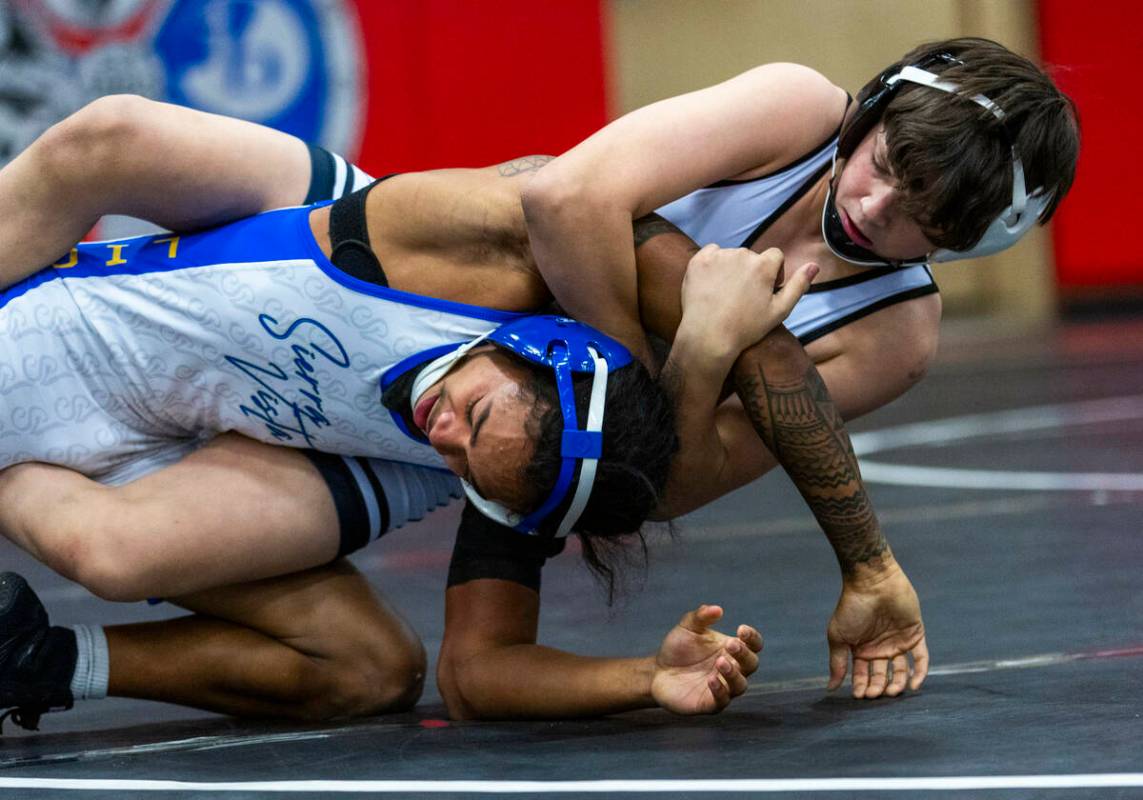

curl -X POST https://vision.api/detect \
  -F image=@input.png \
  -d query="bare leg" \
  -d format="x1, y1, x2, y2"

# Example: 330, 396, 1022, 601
0, 434, 341, 601
106, 560, 426, 719
0, 95, 310, 289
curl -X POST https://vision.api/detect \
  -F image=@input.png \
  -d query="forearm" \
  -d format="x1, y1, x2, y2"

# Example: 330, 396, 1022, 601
657, 326, 737, 513
731, 331, 890, 578
521, 180, 652, 364
442, 645, 654, 720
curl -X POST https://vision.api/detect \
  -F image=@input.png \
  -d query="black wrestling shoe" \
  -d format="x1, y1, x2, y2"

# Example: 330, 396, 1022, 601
0, 573, 76, 733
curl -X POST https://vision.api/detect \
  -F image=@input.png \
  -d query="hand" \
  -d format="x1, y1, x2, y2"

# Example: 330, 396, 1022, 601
678, 244, 818, 362
651, 604, 763, 715
826, 562, 930, 699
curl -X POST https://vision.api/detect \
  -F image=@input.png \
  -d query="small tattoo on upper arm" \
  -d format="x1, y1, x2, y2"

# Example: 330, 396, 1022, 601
497, 156, 554, 177
633, 213, 687, 247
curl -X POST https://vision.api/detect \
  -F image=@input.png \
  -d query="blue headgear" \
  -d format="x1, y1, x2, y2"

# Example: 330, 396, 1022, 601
402, 315, 633, 537
823, 53, 1052, 267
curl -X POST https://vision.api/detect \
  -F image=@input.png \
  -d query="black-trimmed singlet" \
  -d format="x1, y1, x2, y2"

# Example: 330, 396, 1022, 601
655, 135, 939, 345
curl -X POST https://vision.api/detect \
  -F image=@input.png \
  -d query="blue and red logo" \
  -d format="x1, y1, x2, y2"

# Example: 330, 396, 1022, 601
0, 0, 363, 164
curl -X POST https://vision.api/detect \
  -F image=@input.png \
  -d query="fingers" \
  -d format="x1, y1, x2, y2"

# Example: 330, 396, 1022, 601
706, 666, 731, 711
716, 654, 749, 698
851, 657, 870, 699
827, 639, 849, 691
832, 636, 930, 699
679, 603, 723, 634
910, 637, 930, 691
726, 630, 761, 677
774, 262, 819, 317
885, 654, 910, 697
863, 658, 891, 699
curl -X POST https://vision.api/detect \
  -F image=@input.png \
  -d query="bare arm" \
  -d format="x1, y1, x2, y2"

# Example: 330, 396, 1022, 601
0, 94, 311, 288
522, 63, 846, 364
437, 578, 762, 720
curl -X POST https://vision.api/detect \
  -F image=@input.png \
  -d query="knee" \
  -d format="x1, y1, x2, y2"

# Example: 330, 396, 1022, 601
295, 635, 427, 721
46, 493, 165, 603
37, 95, 153, 185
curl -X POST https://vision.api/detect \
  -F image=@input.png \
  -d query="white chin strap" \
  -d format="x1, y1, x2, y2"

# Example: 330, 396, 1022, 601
461, 346, 609, 537
410, 331, 493, 410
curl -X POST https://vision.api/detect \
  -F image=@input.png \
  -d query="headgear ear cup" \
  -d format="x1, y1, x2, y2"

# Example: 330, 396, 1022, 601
826, 52, 1047, 265
836, 64, 905, 158
392, 315, 633, 537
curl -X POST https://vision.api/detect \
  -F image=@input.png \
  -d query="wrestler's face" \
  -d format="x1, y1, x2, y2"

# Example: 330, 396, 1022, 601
414, 347, 538, 511
833, 125, 936, 261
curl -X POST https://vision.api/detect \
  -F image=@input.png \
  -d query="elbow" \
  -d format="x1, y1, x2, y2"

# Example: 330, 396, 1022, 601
436, 652, 483, 721
519, 165, 580, 227
734, 325, 808, 382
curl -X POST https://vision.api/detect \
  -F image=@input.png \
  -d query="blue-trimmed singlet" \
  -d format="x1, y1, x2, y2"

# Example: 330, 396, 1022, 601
0, 206, 521, 485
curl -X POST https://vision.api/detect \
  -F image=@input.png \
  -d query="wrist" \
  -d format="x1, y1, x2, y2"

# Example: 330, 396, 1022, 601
634, 655, 658, 707
842, 548, 902, 590
671, 322, 737, 380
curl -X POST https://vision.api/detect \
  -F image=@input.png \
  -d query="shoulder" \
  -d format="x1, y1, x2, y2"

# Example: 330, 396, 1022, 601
714, 64, 848, 178
808, 293, 941, 419
727, 64, 846, 120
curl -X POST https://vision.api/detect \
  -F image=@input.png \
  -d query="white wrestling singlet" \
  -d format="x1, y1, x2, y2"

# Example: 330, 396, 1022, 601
0, 205, 523, 484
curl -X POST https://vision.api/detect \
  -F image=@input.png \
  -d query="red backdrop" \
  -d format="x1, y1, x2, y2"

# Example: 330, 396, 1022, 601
1039, 0, 1143, 291
351, 0, 610, 173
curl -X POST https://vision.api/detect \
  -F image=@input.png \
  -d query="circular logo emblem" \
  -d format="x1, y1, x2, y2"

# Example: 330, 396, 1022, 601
0, 0, 363, 165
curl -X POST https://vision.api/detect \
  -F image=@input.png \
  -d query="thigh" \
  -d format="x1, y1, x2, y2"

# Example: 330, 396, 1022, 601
0, 433, 342, 599
109, 433, 342, 594
172, 557, 427, 704
173, 558, 421, 660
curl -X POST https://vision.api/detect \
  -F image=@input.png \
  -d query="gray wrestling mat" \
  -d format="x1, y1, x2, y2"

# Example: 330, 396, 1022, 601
2, 318, 1142, 799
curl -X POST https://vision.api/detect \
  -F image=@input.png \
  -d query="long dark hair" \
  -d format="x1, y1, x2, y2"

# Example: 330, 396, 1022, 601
518, 357, 678, 600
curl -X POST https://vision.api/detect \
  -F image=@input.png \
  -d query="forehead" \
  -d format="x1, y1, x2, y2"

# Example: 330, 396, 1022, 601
459, 350, 546, 510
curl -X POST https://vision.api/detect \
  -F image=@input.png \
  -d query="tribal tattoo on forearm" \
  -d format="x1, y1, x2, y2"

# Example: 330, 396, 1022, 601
734, 353, 888, 575
497, 156, 554, 177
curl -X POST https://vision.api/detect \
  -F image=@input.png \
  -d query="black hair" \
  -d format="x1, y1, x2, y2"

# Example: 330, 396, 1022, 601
516, 357, 678, 600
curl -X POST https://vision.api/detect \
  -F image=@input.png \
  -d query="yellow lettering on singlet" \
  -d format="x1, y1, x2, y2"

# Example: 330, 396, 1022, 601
53, 248, 78, 269
104, 244, 128, 267
155, 236, 180, 259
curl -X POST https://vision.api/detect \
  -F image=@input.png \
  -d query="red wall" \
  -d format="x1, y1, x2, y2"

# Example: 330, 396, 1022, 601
1039, 0, 1143, 291
352, 0, 609, 173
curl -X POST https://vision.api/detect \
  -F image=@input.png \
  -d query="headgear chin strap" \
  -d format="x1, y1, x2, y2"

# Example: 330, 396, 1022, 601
440, 315, 632, 538
823, 57, 1052, 267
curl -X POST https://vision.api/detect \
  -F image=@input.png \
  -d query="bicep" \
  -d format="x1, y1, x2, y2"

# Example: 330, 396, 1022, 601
534, 63, 846, 214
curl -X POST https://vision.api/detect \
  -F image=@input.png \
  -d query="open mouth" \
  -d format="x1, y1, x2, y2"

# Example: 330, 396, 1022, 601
840, 210, 874, 249
413, 392, 439, 434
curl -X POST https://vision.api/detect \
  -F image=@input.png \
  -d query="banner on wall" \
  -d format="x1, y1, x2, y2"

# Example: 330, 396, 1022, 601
1040, 0, 1143, 295
0, 0, 363, 164
0, 0, 608, 180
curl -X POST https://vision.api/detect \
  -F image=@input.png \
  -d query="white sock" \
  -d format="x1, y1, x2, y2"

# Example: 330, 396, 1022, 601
69, 624, 109, 701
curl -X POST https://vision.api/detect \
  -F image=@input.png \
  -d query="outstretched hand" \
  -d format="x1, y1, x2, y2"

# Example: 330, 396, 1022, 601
651, 604, 763, 715
826, 564, 929, 699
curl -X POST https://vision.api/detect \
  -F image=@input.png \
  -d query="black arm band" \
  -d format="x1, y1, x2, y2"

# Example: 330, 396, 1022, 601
447, 502, 565, 592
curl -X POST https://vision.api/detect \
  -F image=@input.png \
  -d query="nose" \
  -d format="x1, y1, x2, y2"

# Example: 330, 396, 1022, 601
861, 180, 899, 226
427, 406, 469, 475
